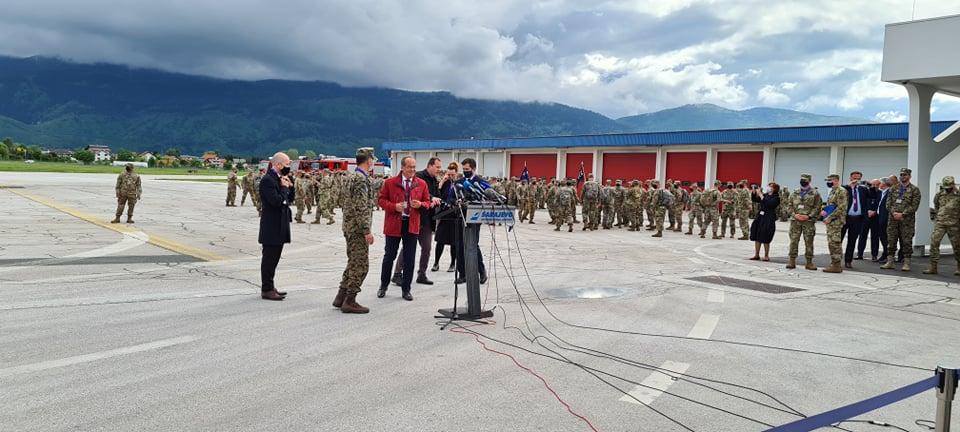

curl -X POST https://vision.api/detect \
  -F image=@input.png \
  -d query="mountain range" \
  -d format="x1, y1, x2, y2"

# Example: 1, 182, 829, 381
0, 56, 870, 157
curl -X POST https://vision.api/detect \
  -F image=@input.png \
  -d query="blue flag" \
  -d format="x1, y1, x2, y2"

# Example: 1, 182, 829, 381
520, 162, 530, 181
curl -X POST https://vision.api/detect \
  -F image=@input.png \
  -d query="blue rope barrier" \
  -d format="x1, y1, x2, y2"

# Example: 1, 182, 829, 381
764, 374, 939, 432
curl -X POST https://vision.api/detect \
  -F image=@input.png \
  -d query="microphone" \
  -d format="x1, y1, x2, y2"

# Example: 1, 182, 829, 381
483, 188, 506, 204
462, 178, 485, 200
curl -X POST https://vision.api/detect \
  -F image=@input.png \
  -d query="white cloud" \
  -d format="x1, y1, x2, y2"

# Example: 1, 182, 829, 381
757, 82, 796, 105
874, 110, 907, 122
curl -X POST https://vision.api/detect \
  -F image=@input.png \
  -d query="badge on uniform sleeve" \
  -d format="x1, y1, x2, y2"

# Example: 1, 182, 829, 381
798, 205, 805, 209
896, 199, 903, 204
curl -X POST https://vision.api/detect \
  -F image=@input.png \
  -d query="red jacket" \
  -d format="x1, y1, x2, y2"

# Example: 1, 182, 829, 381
378, 174, 432, 237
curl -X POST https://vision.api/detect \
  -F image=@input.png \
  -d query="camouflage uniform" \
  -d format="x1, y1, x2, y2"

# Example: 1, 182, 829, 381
882, 168, 922, 271
671, 183, 687, 232
736, 183, 752, 239
525, 181, 538, 223
720, 186, 737, 238
698, 183, 721, 238
516, 181, 530, 221
624, 181, 641, 231
112, 164, 142, 223
554, 182, 575, 232
924, 176, 960, 275
581, 178, 601, 230
778, 187, 791, 222
644, 182, 656, 228
613, 183, 626, 227
252, 172, 263, 215
546, 181, 558, 224
686, 187, 703, 235
314, 172, 336, 224
822, 179, 849, 272
226, 171, 238, 206
339, 151, 375, 298
786, 177, 823, 270
294, 174, 309, 223
241, 172, 254, 206
665, 181, 676, 229
651, 182, 669, 237
536, 180, 547, 209
569, 184, 580, 224
600, 182, 615, 229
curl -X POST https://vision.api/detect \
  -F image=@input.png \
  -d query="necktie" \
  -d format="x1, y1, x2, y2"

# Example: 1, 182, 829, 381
404, 179, 411, 216
852, 188, 858, 212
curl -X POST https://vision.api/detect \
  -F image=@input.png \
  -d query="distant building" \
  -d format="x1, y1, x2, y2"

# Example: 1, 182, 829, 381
206, 157, 225, 169
47, 148, 75, 158
86, 145, 112, 162
158, 155, 179, 167
179, 155, 198, 163
139, 152, 156, 161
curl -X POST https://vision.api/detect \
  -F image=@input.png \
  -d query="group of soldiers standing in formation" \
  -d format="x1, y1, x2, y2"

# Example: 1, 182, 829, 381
226, 167, 388, 223
489, 174, 761, 238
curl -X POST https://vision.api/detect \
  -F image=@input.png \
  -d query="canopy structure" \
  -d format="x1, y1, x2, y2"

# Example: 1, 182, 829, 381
882, 14, 960, 251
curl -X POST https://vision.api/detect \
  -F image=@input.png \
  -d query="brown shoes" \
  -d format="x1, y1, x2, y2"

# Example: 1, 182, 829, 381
341, 294, 369, 314
332, 288, 346, 308
786, 257, 796, 269
261, 290, 285, 301
822, 262, 842, 273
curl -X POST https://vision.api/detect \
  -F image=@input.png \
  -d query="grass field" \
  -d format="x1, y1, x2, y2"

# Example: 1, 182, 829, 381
0, 160, 227, 176
156, 177, 228, 183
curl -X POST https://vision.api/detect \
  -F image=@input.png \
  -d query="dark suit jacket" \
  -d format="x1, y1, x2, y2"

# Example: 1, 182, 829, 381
258, 169, 293, 246
416, 169, 441, 230
841, 184, 872, 217
876, 188, 890, 226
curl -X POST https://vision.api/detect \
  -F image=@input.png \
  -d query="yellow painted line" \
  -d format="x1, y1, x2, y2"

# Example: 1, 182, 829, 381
4, 189, 225, 262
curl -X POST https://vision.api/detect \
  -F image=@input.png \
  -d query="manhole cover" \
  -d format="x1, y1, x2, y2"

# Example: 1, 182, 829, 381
686, 275, 804, 294
546, 287, 627, 299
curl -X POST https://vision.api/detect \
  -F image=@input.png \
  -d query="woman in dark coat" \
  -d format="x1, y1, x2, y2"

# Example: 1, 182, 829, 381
749, 182, 781, 261
432, 162, 460, 272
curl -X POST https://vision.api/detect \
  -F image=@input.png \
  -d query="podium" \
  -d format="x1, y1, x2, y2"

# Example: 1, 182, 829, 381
436, 203, 515, 320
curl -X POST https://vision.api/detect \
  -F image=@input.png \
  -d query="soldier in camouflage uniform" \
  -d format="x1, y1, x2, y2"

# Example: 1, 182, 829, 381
226, 168, 238, 206
581, 174, 601, 230
536, 178, 547, 210
665, 179, 676, 230
294, 171, 309, 223
671, 181, 688, 232
785, 174, 822, 270
111, 163, 142, 224
313, 170, 336, 224
821, 174, 849, 273
650, 180, 670, 237
924, 176, 960, 275
624, 180, 641, 231
686, 183, 703, 235
643, 180, 656, 229
303, 172, 314, 215
546, 179, 558, 224
252, 170, 264, 216
505, 177, 518, 206
241, 171, 254, 206
699, 181, 722, 239
778, 187, 791, 222
570, 180, 580, 224
334, 148, 376, 314
736, 180, 752, 240
600, 179, 615, 229
525, 179, 538, 224
554, 180, 575, 232
612, 180, 626, 227
881, 168, 922, 272
720, 182, 737, 238
516, 179, 530, 222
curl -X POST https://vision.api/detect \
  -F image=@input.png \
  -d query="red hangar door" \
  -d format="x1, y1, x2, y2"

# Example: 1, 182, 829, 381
715, 151, 763, 185
509, 154, 557, 179
601, 153, 656, 182
665, 151, 706, 186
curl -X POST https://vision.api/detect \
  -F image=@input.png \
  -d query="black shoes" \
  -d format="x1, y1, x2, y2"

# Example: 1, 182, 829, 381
446, 264, 455, 273
377, 286, 387, 298
431, 263, 440, 272
391, 272, 402, 286
454, 277, 466, 284
402, 292, 413, 301
416, 274, 434, 285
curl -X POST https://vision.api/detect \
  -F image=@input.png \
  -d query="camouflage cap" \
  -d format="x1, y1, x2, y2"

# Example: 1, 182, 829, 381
713, 179, 722, 185
125, 162, 134, 168
615, 179, 622, 184
356, 147, 376, 161
651, 180, 660, 186
899, 167, 912, 176
800, 173, 812, 181
943, 176, 955, 187
631, 180, 640, 186
826, 173, 840, 180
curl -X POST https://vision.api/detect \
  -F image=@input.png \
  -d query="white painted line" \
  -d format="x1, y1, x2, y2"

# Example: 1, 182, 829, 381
0, 336, 197, 379
64, 231, 148, 258
619, 361, 691, 405
686, 314, 720, 339
687, 257, 705, 265
707, 289, 725, 303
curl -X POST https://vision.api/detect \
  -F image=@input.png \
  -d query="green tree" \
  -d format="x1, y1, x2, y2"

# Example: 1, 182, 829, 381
224, 161, 233, 171
165, 148, 180, 157
0, 142, 8, 159
75, 150, 95, 165
147, 157, 157, 168
285, 148, 300, 160
26, 145, 42, 160
303, 150, 317, 160
116, 148, 135, 161
190, 159, 203, 168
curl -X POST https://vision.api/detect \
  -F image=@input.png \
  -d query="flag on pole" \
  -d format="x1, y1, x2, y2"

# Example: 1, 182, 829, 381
577, 161, 585, 185
520, 162, 530, 181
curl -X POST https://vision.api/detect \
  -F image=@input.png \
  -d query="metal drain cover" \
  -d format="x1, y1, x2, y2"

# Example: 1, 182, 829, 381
546, 287, 627, 299
686, 275, 804, 294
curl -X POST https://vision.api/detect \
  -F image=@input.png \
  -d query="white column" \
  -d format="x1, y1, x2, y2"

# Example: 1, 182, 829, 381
761, 145, 774, 185
556, 150, 566, 180
828, 143, 842, 175
655, 147, 667, 183
502, 151, 510, 178
704, 147, 716, 186
476, 150, 484, 174
905, 83, 940, 252
592, 149, 600, 179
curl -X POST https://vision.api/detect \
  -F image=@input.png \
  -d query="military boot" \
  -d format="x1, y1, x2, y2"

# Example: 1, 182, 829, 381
880, 256, 895, 270
667, 223, 675, 230
340, 294, 369, 314
685, 229, 693, 235
110, 217, 121, 224
720, 228, 726, 238
804, 259, 817, 271
554, 226, 560, 231
652, 231, 663, 238
901, 258, 911, 272
922, 262, 938, 275
332, 288, 347, 308
568, 224, 573, 232
126, 217, 134, 224
822, 261, 842, 273
712, 234, 722, 239
786, 257, 796, 269
738, 235, 749, 240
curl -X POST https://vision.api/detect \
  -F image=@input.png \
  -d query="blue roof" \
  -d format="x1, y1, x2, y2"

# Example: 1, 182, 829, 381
382, 121, 957, 151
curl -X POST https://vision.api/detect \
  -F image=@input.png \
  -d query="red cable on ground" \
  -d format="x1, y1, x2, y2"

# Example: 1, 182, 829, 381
450, 323, 600, 432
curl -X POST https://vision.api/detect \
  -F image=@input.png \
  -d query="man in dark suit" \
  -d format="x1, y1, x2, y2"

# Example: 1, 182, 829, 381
390, 157, 443, 286
454, 158, 488, 285
841, 171, 872, 268
874, 176, 896, 262
258, 151, 294, 301
864, 178, 884, 261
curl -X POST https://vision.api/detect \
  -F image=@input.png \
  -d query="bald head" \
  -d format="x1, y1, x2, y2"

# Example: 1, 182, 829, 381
271, 152, 291, 172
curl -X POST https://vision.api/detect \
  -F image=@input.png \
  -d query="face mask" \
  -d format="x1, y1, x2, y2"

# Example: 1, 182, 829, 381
826, 181, 834, 188
726, 184, 734, 189
280, 166, 290, 176
900, 176, 909, 183
799, 180, 809, 187
463, 170, 474, 178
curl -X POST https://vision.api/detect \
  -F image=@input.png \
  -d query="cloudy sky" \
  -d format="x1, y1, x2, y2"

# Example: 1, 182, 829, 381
1, 0, 959, 121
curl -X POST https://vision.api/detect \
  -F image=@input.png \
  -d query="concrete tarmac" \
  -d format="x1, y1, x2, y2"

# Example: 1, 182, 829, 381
1, 172, 958, 431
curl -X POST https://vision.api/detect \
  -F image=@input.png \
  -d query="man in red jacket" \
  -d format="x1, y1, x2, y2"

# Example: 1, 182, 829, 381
378, 156, 433, 300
